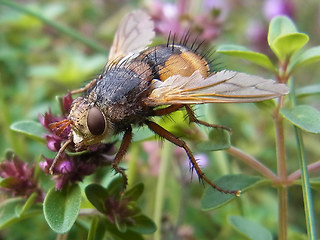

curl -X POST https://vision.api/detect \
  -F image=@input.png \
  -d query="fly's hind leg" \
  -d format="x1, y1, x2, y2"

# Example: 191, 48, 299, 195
112, 126, 133, 189
153, 104, 231, 132
184, 105, 231, 132
145, 120, 240, 196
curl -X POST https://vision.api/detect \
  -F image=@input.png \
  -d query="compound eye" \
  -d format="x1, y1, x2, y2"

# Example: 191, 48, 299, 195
87, 107, 106, 135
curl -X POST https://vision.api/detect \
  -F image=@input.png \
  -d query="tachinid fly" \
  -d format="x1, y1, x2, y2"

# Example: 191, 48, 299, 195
49, 10, 289, 196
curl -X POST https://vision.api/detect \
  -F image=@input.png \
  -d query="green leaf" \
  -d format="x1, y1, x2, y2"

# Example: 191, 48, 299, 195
229, 216, 273, 240
198, 128, 231, 151
93, 218, 108, 240
295, 84, 320, 98
128, 215, 157, 234
124, 183, 144, 201
271, 33, 309, 61
309, 177, 320, 190
103, 219, 144, 240
115, 217, 127, 233
0, 177, 20, 188
268, 16, 309, 60
281, 105, 320, 133
289, 46, 320, 72
0, 197, 42, 229
85, 184, 109, 213
107, 177, 125, 197
43, 184, 81, 233
0, 198, 25, 229
10, 120, 46, 143
268, 16, 298, 46
201, 175, 264, 210
217, 44, 275, 71
18, 192, 38, 216
87, 216, 99, 240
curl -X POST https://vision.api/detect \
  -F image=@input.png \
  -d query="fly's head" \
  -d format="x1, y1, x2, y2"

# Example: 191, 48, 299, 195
68, 97, 112, 151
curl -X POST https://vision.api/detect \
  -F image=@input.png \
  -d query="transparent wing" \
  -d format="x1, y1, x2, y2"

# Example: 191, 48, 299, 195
107, 10, 155, 65
145, 70, 289, 106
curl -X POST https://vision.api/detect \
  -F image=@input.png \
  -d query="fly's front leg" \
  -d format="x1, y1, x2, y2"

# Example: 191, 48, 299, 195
184, 105, 231, 132
145, 120, 240, 196
70, 76, 100, 95
112, 126, 132, 189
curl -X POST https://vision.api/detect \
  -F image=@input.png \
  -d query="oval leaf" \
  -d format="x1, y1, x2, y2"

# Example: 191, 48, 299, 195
198, 128, 231, 151
18, 192, 38, 216
268, 16, 298, 47
103, 220, 144, 240
217, 44, 275, 71
128, 214, 157, 234
289, 46, 320, 72
85, 184, 109, 213
10, 120, 46, 143
201, 175, 264, 210
124, 183, 144, 201
0, 197, 42, 229
44, 184, 81, 233
295, 84, 320, 98
0, 198, 26, 229
281, 105, 320, 133
309, 177, 320, 190
271, 33, 309, 60
229, 216, 273, 240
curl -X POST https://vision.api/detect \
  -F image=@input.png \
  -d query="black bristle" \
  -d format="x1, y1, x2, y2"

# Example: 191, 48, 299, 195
166, 31, 171, 47
171, 33, 176, 52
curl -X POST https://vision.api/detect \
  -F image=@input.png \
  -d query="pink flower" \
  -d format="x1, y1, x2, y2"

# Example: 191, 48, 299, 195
263, 0, 295, 20
147, 0, 229, 42
39, 93, 116, 190
0, 153, 44, 201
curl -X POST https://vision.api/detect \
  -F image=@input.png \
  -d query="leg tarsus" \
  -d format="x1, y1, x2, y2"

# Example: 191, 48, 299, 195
112, 126, 132, 189
146, 120, 239, 196
184, 105, 232, 132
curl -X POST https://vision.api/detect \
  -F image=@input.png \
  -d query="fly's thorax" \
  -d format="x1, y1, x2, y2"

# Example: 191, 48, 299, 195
68, 97, 113, 150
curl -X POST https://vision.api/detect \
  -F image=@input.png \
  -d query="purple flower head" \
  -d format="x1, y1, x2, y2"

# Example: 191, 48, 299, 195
39, 93, 116, 190
263, 0, 295, 20
104, 197, 136, 225
148, 0, 229, 43
246, 20, 269, 53
38, 93, 73, 152
0, 153, 44, 201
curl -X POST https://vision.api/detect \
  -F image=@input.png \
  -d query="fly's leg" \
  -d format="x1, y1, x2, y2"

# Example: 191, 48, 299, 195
153, 104, 231, 132
145, 120, 240, 196
153, 104, 184, 116
112, 126, 132, 188
184, 105, 231, 132
70, 76, 100, 95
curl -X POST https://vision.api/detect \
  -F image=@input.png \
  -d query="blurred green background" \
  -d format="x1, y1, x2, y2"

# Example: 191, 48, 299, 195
0, 0, 319, 239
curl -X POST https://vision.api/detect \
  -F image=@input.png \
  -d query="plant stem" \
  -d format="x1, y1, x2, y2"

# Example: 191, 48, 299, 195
274, 95, 288, 240
290, 78, 318, 239
294, 127, 318, 239
288, 160, 320, 182
87, 216, 99, 240
0, 0, 106, 53
278, 186, 288, 240
153, 141, 173, 240
226, 146, 278, 181
127, 143, 140, 188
